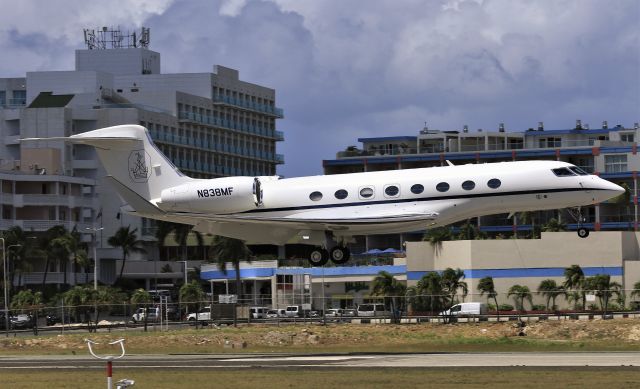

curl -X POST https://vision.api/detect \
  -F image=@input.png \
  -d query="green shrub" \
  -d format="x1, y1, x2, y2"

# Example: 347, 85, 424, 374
531, 304, 546, 311
498, 304, 514, 311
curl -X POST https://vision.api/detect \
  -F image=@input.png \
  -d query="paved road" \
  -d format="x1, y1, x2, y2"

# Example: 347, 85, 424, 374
1, 352, 639, 369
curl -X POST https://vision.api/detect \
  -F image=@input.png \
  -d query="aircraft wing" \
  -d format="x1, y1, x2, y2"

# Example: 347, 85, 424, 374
140, 210, 439, 245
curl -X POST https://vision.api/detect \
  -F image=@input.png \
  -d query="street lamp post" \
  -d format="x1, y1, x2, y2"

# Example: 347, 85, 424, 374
85, 227, 104, 291
86, 227, 103, 328
179, 260, 188, 285
1, 237, 8, 337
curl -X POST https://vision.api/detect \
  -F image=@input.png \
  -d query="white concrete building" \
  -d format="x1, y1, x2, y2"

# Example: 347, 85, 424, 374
0, 32, 283, 287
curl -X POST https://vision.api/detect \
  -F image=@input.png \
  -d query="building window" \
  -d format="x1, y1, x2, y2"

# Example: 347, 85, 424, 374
334, 189, 348, 200
359, 187, 374, 199
309, 191, 323, 201
604, 154, 627, 173
487, 178, 501, 189
384, 185, 400, 197
621, 133, 635, 143
462, 180, 475, 190
436, 182, 450, 192
539, 137, 561, 148
410, 184, 424, 194
0, 91, 5, 106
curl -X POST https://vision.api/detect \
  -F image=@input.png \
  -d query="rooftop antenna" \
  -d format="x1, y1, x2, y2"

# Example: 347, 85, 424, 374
83, 26, 150, 49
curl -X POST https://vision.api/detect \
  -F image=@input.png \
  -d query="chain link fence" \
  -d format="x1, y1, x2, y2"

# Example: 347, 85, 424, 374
2, 288, 640, 335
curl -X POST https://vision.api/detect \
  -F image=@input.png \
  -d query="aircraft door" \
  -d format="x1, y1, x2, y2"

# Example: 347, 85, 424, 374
253, 177, 263, 206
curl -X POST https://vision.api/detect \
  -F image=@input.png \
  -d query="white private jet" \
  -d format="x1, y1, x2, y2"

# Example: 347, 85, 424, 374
23, 124, 624, 266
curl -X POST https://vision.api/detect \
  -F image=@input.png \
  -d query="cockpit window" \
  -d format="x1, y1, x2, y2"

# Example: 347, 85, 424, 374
552, 168, 576, 177
568, 167, 589, 176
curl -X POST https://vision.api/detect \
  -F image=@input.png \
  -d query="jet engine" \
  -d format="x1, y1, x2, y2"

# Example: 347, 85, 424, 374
159, 176, 258, 213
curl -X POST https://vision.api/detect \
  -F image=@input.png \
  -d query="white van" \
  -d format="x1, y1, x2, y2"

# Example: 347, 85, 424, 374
249, 306, 268, 319
440, 302, 488, 317
285, 305, 302, 317
356, 303, 389, 317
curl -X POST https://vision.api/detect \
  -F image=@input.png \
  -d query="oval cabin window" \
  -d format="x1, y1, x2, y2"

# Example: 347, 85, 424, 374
410, 184, 424, 194
360, 187, 374, 198
487, 178, 501, 189
436, 182, 450, 192
334, 189, 348, 200
462, 180, 475, 190
309, 191, 323, 201
385, 185, 400, 197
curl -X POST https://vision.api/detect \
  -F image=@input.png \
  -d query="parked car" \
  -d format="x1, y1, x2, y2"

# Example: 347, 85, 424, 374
343, 309, 356, 317
326, 308, 345, 320
131, 307, 159, 323
266, 309, 286, 319
45, 313, 73, 326
10, 314, 34, 329
186, 306, 212, 324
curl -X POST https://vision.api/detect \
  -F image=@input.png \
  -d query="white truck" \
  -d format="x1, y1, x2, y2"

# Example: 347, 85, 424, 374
186, 306, 212, 323
440, 302, 488, 317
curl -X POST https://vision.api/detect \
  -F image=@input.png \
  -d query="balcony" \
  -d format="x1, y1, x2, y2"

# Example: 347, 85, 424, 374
178, 111, 280, 139
212, 94, 284, 118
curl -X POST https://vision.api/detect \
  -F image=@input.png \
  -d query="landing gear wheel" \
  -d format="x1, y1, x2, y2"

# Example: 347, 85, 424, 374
309, 247, 329, 266
330, 246, 351, 264
577, 227, 590, 238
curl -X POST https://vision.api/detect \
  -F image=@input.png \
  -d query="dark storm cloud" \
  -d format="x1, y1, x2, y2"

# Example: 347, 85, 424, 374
0, 0, 638, 177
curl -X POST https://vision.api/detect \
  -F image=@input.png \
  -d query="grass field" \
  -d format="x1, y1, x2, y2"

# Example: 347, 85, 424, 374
1, 320, 640, 355
3, 367, 640, 388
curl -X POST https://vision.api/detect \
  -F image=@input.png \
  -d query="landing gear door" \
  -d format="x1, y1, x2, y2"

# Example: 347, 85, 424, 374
253, 177, 263, 207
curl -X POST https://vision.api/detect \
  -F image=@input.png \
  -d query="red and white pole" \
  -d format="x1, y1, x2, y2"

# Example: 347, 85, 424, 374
107, 360, 113, 389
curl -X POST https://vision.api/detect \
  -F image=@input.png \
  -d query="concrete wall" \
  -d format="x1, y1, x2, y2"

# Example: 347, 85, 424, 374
407, 232, 640, 308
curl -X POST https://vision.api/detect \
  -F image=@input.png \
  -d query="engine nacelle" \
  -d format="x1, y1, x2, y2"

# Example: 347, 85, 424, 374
159, 177, 257, 213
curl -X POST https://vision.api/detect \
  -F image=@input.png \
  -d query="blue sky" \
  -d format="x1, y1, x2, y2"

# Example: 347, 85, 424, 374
0, 0, 638, 177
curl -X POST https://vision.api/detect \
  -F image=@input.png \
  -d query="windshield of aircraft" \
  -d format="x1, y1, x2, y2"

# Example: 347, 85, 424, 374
552, 167, 577, 177
568, 166, 589, 175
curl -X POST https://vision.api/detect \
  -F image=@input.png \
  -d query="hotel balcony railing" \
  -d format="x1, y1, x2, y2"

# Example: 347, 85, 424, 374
1, 98, 26, 108
212, 94, 284, 118
149, 128, 281, 163
178, 111, 282, 140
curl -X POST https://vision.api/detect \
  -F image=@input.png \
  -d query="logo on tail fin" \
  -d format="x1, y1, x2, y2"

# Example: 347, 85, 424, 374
128, 150, 151, 183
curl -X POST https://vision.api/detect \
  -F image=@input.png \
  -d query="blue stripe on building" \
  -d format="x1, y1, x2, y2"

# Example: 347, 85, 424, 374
201, 265, 407, 281
407, 266, 622, 280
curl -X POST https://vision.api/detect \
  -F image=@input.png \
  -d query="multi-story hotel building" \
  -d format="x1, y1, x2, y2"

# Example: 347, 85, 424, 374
0, 28, 283, 288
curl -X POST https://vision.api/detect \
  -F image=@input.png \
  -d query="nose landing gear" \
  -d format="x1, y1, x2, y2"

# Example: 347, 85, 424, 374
568, 207, 590, 238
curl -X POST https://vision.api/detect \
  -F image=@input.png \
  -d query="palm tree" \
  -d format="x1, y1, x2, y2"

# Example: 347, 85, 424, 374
422, 227, 451, 253
371, 271, 406, 323
412, 271, 448, 315
180, 281, 205, 328
537, 279, 566, 311
563, 265, 585, 310
441, 267, 468, 306
155, 221, 204, 263
630, 281, 640, 301
45, 226, 73, 289
477, 276, 499, 314
585, 274, 622, 316
508, 284, 532, 312
68, 227, 89, 286
3, 226, 34, 293
208, 236, 251, 301
130, 288, 153, 332
542, 218, 567, 232
108, 226, 147, 281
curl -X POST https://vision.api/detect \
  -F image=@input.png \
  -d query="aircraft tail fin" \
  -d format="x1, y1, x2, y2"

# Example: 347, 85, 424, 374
22, 124, 192, 204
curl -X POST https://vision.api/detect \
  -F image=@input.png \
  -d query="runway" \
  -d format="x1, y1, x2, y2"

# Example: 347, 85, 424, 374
1, 352, 639, 369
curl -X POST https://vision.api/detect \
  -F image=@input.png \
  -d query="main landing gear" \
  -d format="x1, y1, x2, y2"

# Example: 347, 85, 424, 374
308, 246, 351, 267
568, 207, 590, 238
